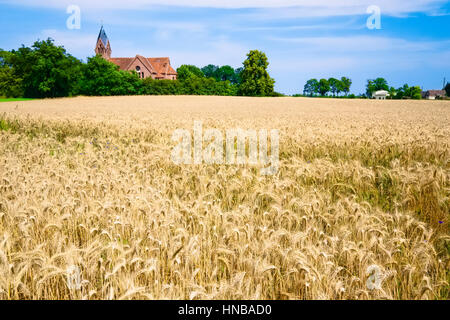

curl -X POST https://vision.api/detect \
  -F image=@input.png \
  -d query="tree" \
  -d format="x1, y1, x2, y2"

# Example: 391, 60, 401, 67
233, 67, 243, 85
201, 65, 242, 84
328, 78, 339, 97
395, 84, 408, 99
409, 86, 422, 100
303, 79, 319, 96
388, 87, 397, 99
238, 50, 275, 97
340, 77, 352, 96
215, 66, 235, 82
445, 83, 450, 97
393, 84, 421, 100
366, 77, 388, 97
7, 39, 83, 98
318, 78, 330, 96
80, 55, 141, 96
201, 64, 219, 79
0, 49, 23, 97
176, 65, 204, 81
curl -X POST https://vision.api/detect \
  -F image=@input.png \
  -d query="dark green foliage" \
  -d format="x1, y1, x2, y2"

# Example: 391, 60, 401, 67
366, 78, 389, 97
390, 84, 422, 100
340, 77, 352, 96
80, 55, 142, 96
444, 83, 449, 97
142, 78, 180, 95
238, 50, 275, 97
201, 64, 219, 78
328, 78, 338, 97
318, 79, 330, 96
23, 40, 81, 98
303, 76, 352, 97
303, 79, 319, 96
142, 76, 237, 96
201, 65, 243, 85
1, 39, 82, 98
176, 65, 204, 81
233, 67, 243, 85
1, 40, 276, 98
215, 66, 238, 83
0, 50, 24, 98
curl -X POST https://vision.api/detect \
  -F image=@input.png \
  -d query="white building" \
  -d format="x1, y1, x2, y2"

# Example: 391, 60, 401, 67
372, 90, 390, 100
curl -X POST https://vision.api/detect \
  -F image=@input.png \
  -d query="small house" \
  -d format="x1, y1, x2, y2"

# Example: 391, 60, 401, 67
372, 90, 389, 100
424, 90, 446, 100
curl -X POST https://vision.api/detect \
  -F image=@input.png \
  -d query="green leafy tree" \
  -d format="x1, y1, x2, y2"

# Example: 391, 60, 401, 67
340, 77, 352, 96
303, 79, 319, 96
0, 49, 23, 97
176, 65, 204, 81
201, 65, 219, 79
233, 67, 243, 85
366, 78, 389, 97
388, 87, 397, 99
444, 83, 450, 97
393, 84, 421, 100
201, 65, 242, 85
318, 78, 330, 96
395, 84, 407, 99
328, 78, 339, 97
238, 50, 275, 97
7, 39, 83, 98
336, 81, 344, 96
215, 66, 235, 82
80, 55, 141, 96
409, 86, 422, 100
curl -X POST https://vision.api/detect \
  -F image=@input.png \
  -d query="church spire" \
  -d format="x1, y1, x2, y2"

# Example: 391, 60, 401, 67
95, 25, 112, 59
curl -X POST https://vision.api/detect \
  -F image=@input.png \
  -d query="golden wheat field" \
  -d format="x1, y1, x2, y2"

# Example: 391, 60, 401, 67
0, 96, 448, 300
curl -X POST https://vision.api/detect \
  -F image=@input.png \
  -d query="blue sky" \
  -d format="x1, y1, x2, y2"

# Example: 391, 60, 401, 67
0, 0, 449, 95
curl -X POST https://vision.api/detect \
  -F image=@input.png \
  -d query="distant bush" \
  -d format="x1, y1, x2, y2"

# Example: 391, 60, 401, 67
142, 76, 238, 96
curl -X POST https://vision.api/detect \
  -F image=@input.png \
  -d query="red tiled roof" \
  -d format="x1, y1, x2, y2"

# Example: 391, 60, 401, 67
426, 90, 445, 96
109, 56, 177, 77
148, 57, 177, 76
136, 55, 157, 75
108, 58, 133, 70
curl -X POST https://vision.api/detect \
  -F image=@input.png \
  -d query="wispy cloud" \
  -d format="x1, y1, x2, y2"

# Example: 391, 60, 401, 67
268, 36, 450, 53
39, 29, 97, 58
1, 0, 448, 16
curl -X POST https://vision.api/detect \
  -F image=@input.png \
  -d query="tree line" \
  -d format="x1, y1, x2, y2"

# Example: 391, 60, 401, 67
0, 39, 278, 99
2, 38, 447, 100
301, 76, 448, 100
366, 77, 422, 99
303, 77, 353, 97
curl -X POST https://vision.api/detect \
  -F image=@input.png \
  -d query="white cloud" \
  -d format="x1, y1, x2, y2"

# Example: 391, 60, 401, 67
139, 38, 250, 68
39, 29, 97, 58
1, 0, 447, 16
269, 36, 450, 53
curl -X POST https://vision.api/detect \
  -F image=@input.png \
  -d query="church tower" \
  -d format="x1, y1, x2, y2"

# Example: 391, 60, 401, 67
95, 26, 112, 59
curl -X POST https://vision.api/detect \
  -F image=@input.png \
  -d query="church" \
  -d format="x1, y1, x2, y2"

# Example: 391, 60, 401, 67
95, 26, 177, 80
